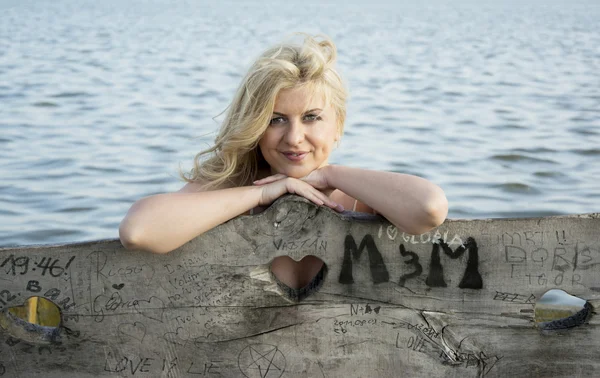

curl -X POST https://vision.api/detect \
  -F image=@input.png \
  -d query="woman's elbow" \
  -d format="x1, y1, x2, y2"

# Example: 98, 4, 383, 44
119, 217, 170, 254
424, 187, 448, 229
399, 188, 448, 235
119, 218, 143, 251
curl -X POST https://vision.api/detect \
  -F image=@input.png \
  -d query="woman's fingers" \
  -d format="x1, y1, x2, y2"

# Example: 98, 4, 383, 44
290, 180, 344, 212
300, 168, 332, 190
259, 177, 344, 212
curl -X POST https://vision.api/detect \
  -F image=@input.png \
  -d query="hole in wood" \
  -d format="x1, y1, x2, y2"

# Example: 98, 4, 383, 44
0, 296, 62, 344
534, 289, 592, 331
270, 255, 327, 302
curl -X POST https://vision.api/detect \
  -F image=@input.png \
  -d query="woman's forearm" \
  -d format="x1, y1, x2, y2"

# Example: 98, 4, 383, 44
325, 165, 448, 235
119, 186, 262, 254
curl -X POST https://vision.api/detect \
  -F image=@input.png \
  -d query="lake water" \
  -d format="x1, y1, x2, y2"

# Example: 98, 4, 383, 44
1, 0, 599, 247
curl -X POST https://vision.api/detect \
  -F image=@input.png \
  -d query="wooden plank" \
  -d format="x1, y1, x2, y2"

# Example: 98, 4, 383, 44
0, 195, 599, 377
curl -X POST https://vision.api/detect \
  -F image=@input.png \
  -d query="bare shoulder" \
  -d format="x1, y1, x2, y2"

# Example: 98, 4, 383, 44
178, 181, 206, 193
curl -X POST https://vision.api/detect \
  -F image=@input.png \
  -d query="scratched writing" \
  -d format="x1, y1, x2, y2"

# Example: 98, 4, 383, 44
1, 280, 76, 311
104, 352, 223, 376
104, 353, 223, 376
90, 251, 155, 282
0, 289, 18, 309
378, 225, 464, 246
169, 271, 203, 289
384, 321, 440, 339
164, 255, 209, 275
506, 239, 598, 288
164, 266, 245, 306
174, 313, 204, 326
105, 265, 150, 278
1, 255, 75, 277
162, 358, 178, 375
329, 304, 383, 335
440, 350, 503, 375
493, 291, 536, 304
482, 230, 575, 248
26, 280, 76, 310
498, 231, 545, 247
521, 272, 584, 287
188, 360, 222, 375
5, 336, 65, 355
92, 292, 165, 323
333, 318, 377, 334
350, 303, 381, 316
194, 289, 234, 307
273, 237, 327, 253
104, 355, 153, 375
395, 333, 502, 375
404, 335, 427, 353
167, 279, 240, 307
506, 242, 600, 270
166, 275, 206, 301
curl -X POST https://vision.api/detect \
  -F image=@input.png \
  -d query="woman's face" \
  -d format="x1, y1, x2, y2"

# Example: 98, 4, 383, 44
259, 86, 340, 178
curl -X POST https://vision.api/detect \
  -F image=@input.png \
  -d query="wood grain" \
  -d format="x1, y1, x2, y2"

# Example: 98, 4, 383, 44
1, 195, 599, 377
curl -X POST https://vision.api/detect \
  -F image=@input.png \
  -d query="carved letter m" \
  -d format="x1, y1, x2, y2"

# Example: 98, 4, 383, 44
339, 234, 390, 284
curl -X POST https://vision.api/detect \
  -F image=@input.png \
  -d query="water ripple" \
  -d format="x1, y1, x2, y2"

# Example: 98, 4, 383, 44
490, 154, 557, 164
1, 0, 599, 246
49, 91, 95, 98
570, 148, 600, 156
32, 101, 59, 107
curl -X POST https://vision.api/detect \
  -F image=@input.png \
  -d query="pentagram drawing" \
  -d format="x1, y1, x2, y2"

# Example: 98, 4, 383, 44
238, 344, 286, 378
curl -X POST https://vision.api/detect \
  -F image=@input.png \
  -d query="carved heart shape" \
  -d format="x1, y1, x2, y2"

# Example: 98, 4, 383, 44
112, 283, 125, 290
163, 327, 189, 346
133, 296, 165, 323
535, 289, 591, 330
270, 256, 326, 302
117, 322, 146, 344
0, 297, 61, 344
386, 225, 398, 240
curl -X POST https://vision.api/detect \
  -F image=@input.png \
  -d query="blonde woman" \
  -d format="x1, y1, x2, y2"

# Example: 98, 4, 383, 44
119, 34, 448, 297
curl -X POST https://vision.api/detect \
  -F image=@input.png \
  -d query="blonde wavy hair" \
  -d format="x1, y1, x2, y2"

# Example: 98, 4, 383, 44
183, 33, 348, 189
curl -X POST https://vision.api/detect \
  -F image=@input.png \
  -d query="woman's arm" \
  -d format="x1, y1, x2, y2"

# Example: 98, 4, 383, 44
324, 165, 448, 235
119, 178, 342, 254
119, 185, 262, 254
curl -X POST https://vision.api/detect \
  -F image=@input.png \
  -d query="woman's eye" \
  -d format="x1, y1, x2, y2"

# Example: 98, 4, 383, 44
269, 117, 286, 125
304, 114, 321, 122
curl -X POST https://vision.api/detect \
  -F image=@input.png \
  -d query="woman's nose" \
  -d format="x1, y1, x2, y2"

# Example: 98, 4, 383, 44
284, 120, 305, 146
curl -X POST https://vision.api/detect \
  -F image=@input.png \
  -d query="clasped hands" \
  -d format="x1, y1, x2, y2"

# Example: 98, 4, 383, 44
253, 167, 344, 212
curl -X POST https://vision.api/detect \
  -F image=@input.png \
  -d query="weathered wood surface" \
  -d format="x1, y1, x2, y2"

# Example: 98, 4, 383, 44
1, 195, 599, 378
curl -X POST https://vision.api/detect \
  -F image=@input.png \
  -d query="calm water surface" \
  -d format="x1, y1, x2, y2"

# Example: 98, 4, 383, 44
1, 0, 599, 247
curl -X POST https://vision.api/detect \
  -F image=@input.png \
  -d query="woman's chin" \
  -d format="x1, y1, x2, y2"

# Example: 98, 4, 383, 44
273, 166, 313, 179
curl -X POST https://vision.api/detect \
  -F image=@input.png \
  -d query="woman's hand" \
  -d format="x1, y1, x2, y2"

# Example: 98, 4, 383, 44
253, 166, 333, 191
299, 167, 333, 192
254, 174, 343, 212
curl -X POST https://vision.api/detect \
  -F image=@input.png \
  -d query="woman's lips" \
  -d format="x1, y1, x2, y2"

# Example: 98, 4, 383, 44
282, 152, 308, 162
